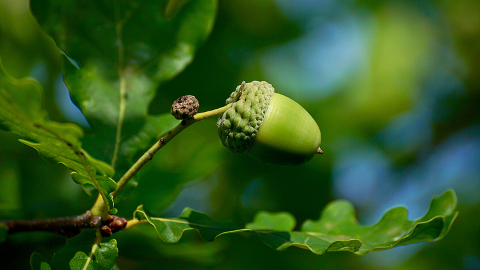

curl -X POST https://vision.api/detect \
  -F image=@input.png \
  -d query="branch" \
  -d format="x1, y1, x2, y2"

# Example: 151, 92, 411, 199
1, 212, 128, 238
2, 211, 100, 237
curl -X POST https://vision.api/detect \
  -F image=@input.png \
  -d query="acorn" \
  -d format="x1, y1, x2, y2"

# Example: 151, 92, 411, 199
217, 81, 322, 166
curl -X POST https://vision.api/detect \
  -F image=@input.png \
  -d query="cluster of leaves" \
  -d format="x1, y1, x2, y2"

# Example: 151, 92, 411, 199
0, 0, 459, 269
24, 190, 457, 269
133, 190, 457, 255
0, 57, 117, 214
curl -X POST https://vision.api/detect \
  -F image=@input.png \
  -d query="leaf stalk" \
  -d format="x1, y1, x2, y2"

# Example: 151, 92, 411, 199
78, 151, 111, 220
113, 103, 232, 197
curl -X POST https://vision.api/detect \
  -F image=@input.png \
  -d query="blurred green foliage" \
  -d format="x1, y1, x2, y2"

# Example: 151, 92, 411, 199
0, 0, 479, 269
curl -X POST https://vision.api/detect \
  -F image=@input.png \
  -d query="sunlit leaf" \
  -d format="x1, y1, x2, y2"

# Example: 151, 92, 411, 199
30, 0, 217, 179
30, 229, 118, 270
0, 58, 116, 210
133, 190, 458, 255
246, 211, 296, 232
0, 59, 82, 149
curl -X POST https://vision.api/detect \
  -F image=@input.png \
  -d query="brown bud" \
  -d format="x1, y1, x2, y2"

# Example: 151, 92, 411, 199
171, 95, 199, 119
111, 217, 128, 230
100, 225, 113, 237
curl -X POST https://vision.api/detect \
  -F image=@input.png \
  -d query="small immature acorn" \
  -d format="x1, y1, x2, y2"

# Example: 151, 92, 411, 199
171, 95, 199, 119
217, 81, 322, 166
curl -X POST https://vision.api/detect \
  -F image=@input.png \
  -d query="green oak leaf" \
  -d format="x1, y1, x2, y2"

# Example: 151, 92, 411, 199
30, 229, 118, 270
134, 205, 240, 243
30, 0, 217, 179
246, 212, 296, 232
30, 252, 52, 270
133, 190, 458, 255
0, 58, 116, 212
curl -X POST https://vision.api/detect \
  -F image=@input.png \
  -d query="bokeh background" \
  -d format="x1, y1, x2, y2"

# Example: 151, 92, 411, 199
1, 0, 479, 269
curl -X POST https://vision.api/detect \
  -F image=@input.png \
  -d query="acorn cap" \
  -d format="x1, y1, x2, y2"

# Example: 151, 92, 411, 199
217, 81, 274, 153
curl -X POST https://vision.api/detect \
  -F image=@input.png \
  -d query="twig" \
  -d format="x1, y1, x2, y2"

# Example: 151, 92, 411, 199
1, 211, 128, 238
90, 103, 232, 215
112, 103, 232, 198
2, 211, 101, 237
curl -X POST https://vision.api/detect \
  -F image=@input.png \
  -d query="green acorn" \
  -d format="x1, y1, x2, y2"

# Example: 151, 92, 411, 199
217, 81, 322, 166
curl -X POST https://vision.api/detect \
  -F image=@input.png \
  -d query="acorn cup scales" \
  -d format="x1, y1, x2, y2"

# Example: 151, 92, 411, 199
217, 81, 322, 166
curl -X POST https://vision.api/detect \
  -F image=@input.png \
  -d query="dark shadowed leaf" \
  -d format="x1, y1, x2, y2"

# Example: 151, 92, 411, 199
133, 190, 458, 255
30, 229, 118, 270
30, 252, 51, 270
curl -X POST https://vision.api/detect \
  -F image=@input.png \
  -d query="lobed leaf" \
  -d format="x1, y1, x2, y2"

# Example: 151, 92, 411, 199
0, 59, 82, 150
30, 229, 118, 270
133, 190, 458, 255
0, 58, 116, 211
30, 0, 217, 179
134, 205, 240, 243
